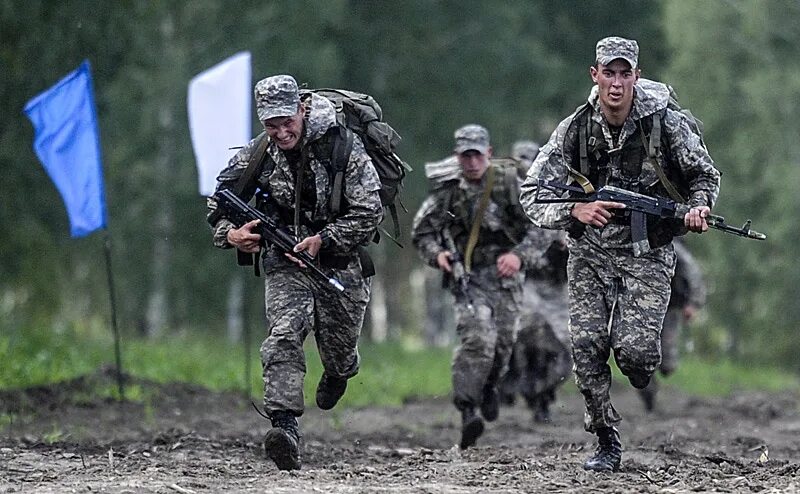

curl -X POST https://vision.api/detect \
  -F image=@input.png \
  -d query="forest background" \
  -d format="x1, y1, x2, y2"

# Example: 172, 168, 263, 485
2, 0, 798, 382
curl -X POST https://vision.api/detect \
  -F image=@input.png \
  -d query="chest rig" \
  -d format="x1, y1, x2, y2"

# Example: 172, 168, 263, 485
569, 104, 688, 248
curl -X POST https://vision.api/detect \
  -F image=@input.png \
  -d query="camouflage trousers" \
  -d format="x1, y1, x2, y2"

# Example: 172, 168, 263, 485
260, 257, 371, 417
507, 279, 571, 407
638, 305, 683, 398
452, 266, 523, 411
568, 241, 675, 432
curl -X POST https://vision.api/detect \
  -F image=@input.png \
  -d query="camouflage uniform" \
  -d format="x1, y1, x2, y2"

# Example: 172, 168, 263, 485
499, 141, 572, 421
208, 76, 383, 419
520, 52, 720, 433
412, 126, 540, 419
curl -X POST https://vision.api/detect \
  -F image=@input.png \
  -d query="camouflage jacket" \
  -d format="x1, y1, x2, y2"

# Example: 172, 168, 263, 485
520, 79, 721, 251
207, 93, 383, 258
412, 162, 541, 272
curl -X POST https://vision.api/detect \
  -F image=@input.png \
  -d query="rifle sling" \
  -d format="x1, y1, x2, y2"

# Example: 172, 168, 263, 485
464, 165, 496, 273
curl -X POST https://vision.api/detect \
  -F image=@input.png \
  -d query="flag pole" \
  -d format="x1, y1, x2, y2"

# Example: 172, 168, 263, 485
103, 230, 125, 400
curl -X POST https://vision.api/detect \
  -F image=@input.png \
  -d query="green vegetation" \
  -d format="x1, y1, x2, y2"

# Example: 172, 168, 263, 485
1, 326, 797, 406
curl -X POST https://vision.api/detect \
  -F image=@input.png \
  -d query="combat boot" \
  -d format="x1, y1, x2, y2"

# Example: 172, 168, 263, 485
480, 385, 500, 422
533, 398, 551, 423
459, 407, 485, 449
263, 411, 301, 470
583, 426, 622, 472
638, 387, 656, 412
627, 372, 651, 389
316, 373, 347, 410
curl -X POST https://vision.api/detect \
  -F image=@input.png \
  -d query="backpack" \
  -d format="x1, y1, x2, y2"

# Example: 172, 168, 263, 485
227, 89, 411, 246
308, 89, 412, 244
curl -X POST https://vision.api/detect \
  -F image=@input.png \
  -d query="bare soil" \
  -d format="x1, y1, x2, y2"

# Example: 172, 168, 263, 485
1, 368, 798, 493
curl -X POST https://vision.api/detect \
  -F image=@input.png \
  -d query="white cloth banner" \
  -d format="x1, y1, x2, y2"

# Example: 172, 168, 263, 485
188, 52, 252, 196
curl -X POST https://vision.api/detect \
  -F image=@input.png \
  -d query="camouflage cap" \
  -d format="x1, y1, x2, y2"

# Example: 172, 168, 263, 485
595, 36, 639, 69
511, 140, 540, 163
454, 124, 490, 155
254, 75, 300, 121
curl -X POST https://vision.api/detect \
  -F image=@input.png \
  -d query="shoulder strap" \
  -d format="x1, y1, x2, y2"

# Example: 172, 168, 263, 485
640, 111, 685, 203
329, 126, 355, 217
504, 165, 521, 208
233, 132, 271, 198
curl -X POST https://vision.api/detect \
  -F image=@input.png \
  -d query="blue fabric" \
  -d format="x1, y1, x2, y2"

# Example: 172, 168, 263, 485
24, 60, 107, 238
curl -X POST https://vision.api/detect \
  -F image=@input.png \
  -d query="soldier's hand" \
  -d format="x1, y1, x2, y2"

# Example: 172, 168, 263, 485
684, 206, 710, 233
571, 201, 625, 227
283, 234, 323, 268
436, 250, 453, 273
227, 220, 262, 253
294, 234, 322, 258
497, 252, 522, 278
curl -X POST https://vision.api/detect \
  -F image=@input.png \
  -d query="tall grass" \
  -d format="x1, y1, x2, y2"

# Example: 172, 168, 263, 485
1, 325, 797, 406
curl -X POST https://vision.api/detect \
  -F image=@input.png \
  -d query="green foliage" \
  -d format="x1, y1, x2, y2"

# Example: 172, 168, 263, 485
663, 0, 800, 368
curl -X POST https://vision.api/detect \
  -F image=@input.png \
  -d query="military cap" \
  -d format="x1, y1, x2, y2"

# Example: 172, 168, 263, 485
254, 74, 301, 122
454, 124, 490, 155
511, 140, 540, 163
595, 36, 639, 69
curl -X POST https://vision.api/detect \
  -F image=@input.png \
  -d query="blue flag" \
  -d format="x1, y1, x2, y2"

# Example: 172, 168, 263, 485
24, 60, 107, 238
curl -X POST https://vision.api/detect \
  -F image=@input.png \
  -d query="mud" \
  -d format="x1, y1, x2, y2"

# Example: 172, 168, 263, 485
1, 368, 798, 493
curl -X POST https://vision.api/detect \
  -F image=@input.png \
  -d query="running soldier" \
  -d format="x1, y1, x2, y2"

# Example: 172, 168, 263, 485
412, 125, 541, 449
207, 75, 383, 470
520, 37, 721, 472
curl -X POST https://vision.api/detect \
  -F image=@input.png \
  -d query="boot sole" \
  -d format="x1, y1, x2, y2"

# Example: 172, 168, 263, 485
264, 429, 300, 471
459, 416, 485, 449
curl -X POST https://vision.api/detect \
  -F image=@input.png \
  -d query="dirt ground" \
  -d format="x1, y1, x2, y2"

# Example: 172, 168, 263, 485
1, 368, 798, 493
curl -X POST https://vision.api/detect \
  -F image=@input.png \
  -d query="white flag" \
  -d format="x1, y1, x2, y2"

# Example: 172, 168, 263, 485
188, 52, 252, 196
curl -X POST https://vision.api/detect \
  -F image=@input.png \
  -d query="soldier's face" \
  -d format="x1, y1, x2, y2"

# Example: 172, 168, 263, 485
457, 149, 491, 182
263, 107, 305, 150
590, 59, 639, 113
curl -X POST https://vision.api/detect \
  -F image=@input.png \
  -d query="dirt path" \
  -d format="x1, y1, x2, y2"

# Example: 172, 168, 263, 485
1, 370, 798, 493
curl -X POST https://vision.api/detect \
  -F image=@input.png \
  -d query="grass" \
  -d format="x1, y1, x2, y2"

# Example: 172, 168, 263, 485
1, 324, 797, 406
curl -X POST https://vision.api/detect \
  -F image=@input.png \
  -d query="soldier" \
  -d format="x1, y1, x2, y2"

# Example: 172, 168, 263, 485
499, 141, 572, 424
207, 75, 383, 470
638, 238, 706, 411
412, 125, 542, 449
520, 37, 721, 472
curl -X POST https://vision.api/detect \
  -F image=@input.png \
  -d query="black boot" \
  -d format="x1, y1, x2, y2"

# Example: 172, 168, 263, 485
480, 385, 500, 422
459, 407, 484, 450
316, 373, 348, 410
263, 411, 301, 470
628, 372, 651, 389
638, 386, 656, 412
583, 426, 622, 472
533, 397, 551, 423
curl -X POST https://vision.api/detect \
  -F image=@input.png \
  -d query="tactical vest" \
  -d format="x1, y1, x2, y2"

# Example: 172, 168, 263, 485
442, 163, 528, 268
569, 104, 689, 247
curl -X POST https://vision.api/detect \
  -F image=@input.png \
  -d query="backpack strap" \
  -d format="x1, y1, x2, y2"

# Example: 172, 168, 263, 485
640, 111, 685, 203
234, 132, 271, 198
328, 126, 355, 217
503, 165, 521, 208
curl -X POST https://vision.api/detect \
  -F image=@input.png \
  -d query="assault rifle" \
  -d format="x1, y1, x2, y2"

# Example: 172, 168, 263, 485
442, 212, 473, 308
214, 189, 346, 292
534, 179, 766, 253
